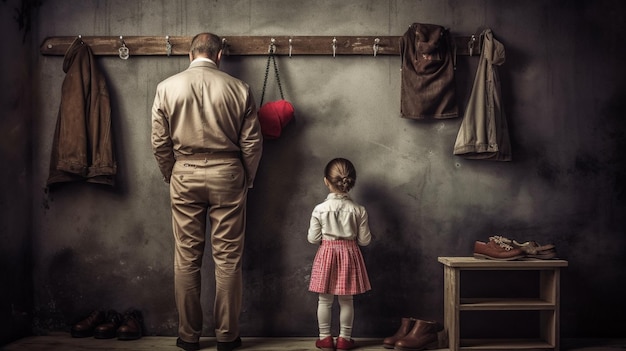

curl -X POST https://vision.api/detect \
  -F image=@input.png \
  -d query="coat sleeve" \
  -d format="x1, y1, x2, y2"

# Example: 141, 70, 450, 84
238, 87, 263, 188
151, 87, 175, 183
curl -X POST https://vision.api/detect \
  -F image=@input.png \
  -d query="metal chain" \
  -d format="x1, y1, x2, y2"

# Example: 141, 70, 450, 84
260, 52, 284, 106
260, 54, 271, 106
271, 54, 285, 100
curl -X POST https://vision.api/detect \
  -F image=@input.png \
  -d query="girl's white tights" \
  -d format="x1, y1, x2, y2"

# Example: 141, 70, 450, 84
317, 293, 354, 339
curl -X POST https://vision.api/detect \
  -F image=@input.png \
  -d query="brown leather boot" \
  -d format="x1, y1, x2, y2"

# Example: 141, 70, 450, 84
394, 319, 443, 351
94, 310, 123, 339
70, 310, 105, 338
383, 317, 416, 349
116, 309, 143, 340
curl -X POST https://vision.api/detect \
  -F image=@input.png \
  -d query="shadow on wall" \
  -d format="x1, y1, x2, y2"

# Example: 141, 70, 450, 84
241, 105, 310, 336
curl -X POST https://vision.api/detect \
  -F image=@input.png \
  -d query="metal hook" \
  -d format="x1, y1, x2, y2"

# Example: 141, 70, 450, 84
221, 38, 228, 55
268, 38, 276, 54
289, 38, 293, 58
332, 37, 337, 58
119, 36, 129, 60
165, 35, 172, 56
373, 38, 380, 57
468, 35, 476, 56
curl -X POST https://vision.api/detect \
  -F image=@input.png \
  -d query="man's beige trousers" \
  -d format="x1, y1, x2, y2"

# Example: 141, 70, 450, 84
170, 156, 247, 343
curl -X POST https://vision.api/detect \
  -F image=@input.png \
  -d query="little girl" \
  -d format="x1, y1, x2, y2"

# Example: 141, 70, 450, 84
308, 158, 372, 351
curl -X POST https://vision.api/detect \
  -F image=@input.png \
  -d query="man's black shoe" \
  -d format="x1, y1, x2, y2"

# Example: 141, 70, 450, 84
176, 337, 200, 351
217, 336, 242, 351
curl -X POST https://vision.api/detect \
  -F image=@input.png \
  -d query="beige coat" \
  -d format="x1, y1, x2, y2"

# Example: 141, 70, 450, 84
454, 29, 512, 161
151, 59, 263, 187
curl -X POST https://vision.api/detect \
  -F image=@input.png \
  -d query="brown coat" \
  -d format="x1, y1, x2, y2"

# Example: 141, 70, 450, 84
47, 39, 117, 186
400, 23, 458, 119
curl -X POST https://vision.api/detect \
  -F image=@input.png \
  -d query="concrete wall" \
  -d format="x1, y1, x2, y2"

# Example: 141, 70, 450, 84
12, 0, 626, 340
0, 0, 35, 345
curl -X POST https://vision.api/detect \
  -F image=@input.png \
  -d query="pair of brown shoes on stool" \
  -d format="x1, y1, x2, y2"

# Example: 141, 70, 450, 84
474, 235, 557, 261
383, 318, 443, 351
71, 309, 143, 340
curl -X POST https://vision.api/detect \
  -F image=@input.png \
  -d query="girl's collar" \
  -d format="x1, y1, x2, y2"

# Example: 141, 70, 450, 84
326, 192, 350, 200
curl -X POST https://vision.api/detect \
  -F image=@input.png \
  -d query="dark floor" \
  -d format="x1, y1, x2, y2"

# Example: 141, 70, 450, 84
2, 333, 626, 351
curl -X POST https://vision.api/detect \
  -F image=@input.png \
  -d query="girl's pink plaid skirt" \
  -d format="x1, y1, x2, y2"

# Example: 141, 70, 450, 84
309, 239, 371, 295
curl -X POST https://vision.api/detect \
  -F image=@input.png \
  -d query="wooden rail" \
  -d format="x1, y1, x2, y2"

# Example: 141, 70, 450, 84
40, 35, 479, 57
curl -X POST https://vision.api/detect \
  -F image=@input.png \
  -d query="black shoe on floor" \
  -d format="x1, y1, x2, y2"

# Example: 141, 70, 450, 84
217, 337, 242, 351
176, 337, 200, 351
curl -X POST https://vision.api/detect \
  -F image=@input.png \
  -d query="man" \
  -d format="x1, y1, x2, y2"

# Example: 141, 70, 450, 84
151, 33, 263, 351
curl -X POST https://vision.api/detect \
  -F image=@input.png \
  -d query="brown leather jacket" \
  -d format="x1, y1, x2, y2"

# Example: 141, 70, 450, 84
47, 39, 117, 186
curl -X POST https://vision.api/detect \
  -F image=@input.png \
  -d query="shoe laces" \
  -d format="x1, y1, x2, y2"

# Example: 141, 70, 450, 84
490, 235, 514, 251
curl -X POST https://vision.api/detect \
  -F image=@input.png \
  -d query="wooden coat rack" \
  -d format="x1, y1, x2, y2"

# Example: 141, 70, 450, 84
40, 35, 479, 57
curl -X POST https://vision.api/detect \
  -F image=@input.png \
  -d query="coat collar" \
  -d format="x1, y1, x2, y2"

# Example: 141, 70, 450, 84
189, 58, 218, 69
